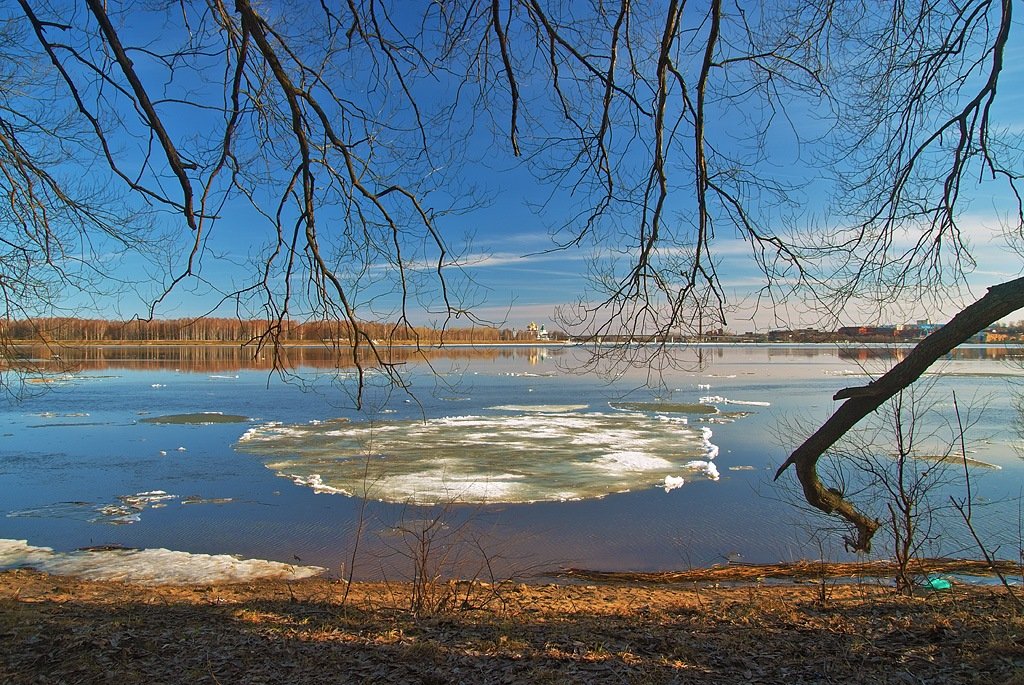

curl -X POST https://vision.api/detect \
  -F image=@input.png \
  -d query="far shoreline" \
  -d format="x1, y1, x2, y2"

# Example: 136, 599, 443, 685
8, 339, 1024, 348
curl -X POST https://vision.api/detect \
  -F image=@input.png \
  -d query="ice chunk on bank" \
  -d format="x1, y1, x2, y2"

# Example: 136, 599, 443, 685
0, 538, 323, 585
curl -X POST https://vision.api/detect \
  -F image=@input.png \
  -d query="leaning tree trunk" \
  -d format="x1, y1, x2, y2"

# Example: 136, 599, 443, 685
774, 276, 1024, 552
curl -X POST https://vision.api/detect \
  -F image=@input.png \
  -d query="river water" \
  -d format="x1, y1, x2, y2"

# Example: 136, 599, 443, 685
1, 343, 1022, 580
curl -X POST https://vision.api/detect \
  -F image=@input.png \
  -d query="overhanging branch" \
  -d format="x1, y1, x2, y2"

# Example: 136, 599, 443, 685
774, 275, 1024, 551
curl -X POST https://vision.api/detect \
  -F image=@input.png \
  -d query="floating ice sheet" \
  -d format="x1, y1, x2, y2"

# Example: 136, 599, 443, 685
490, 404, 589, 413
6, 490, 233, 525
236, 409, 720, 504
609, 401, 718, 414
699, 395, 771, 407
0, 539, 323, 585
140, 412, 251, 424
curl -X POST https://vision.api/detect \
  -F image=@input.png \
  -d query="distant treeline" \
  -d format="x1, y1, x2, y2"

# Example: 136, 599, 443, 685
0, 317, 562, 343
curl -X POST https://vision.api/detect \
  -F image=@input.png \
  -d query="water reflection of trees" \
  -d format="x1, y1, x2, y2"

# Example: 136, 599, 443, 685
10, 344, 569, 373
763, 346, 823, 358
837, 346, 1024, 363
9, 342, 1022, 374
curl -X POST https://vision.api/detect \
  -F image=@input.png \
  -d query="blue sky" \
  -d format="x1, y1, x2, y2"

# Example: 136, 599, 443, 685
17, 1, 1024, 333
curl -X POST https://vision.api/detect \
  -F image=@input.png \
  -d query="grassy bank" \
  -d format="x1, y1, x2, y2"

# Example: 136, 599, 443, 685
2, 567, 1022, 684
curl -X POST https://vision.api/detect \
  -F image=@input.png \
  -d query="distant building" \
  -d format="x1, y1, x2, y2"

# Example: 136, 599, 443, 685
525, 322, 550, 340
837, 320, 946, 342
985, 330, 1011, 343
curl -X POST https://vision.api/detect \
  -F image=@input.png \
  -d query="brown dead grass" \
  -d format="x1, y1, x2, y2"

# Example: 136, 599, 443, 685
556, 557, 1022, 584
2, 567, 1023, 684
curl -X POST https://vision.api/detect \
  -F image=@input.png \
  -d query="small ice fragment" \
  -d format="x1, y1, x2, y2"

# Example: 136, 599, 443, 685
683, 460, 720, 481
151, 384, 165, 388
158, 450, 167, 456
176, 446, 186, 452
663, 475, 685, 492
698, 383, 710, 390
705, 462, 720, 481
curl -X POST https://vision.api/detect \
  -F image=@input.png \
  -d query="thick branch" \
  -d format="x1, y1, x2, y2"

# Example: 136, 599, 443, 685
775, 275, 1024, 551
84, 0, 197, 230
491, 0, 520, 156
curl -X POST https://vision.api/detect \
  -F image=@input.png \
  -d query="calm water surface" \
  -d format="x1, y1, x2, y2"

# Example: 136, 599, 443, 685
1, 343, 1022, 578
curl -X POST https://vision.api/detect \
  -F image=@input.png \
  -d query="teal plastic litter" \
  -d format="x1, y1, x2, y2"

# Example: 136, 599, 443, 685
925, 577, 952, 591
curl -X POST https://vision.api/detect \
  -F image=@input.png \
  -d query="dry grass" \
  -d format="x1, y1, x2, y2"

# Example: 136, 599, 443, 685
2, 568, 1023, 684
555, 557, 1022, 584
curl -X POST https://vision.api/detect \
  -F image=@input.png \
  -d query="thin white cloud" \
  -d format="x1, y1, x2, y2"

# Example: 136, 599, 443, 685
445, 248, 593, 269
464, 302, 560, 326
653, 238, 765, 258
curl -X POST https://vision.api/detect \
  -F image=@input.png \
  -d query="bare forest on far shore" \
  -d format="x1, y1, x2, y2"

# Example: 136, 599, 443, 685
0, 317, 566, 345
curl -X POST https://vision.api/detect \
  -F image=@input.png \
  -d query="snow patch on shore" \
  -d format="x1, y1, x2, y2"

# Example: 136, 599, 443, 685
0, 539, 324, 585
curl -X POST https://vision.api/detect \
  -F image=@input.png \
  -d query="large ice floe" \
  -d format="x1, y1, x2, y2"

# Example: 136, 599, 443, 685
236, 406, 721, 504
0, 539, 323, 585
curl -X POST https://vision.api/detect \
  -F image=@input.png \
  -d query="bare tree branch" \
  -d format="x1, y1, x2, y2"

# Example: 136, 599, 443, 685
775, 275, 1024, 551
84, 0, 198, 230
